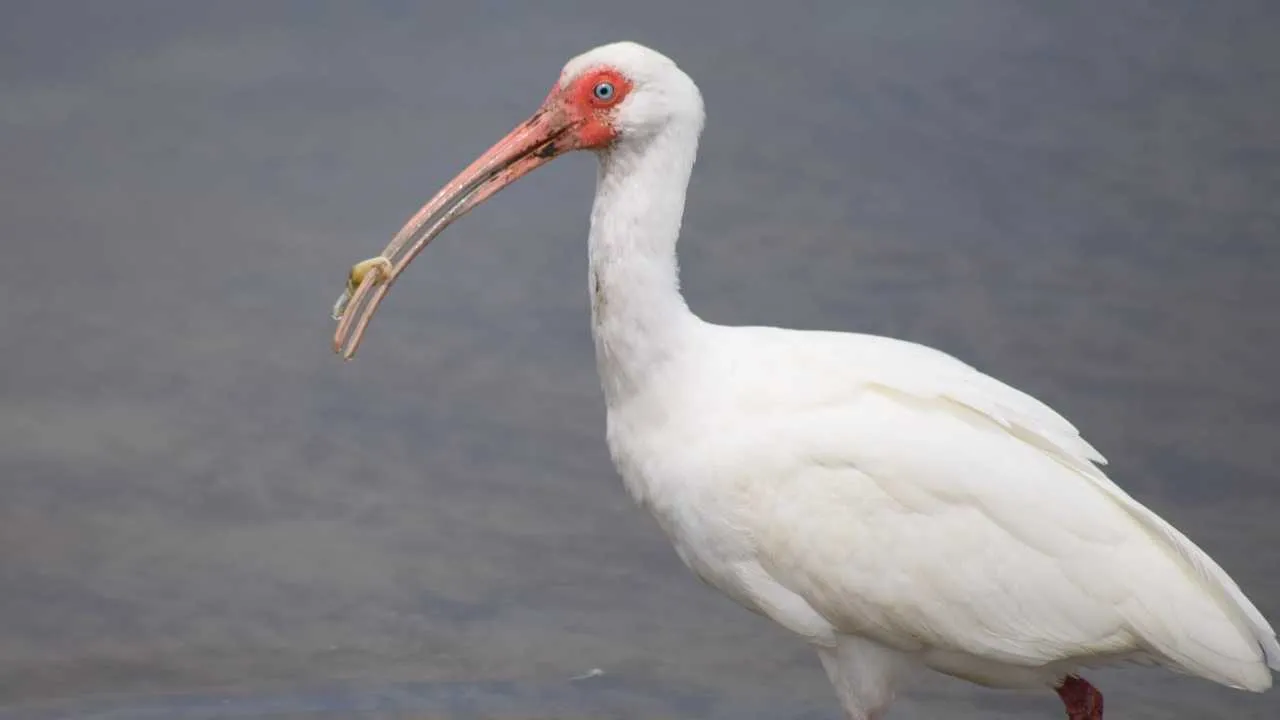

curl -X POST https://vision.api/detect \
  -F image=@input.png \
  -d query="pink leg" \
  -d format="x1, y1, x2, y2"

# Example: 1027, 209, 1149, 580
1055, 675, 1103, 720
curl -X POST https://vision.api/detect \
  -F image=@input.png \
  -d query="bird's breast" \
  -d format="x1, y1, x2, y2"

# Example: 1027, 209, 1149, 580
605, 407, 769, 607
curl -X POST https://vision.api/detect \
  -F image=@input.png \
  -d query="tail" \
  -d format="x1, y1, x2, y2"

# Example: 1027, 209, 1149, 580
1074, 463, 1277, 690
1115, 491, 1278, 690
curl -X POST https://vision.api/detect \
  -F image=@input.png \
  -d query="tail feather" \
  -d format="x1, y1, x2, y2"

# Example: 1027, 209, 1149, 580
1073, 464, 1277, 688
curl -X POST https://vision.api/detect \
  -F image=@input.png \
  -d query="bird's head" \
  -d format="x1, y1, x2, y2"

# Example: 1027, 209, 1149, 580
332, 41, 703, 357
553, 41, 705, 150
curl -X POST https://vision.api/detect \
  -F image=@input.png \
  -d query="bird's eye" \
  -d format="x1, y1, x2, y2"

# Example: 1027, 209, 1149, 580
593, 81, 616, 102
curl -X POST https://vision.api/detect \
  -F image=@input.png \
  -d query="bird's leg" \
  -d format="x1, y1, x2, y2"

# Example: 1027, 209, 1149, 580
332, 256, 393, 321
1056, 675, 1103, 720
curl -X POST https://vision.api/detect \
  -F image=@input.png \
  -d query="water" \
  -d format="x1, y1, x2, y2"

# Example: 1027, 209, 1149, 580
0, 1, 1277, 717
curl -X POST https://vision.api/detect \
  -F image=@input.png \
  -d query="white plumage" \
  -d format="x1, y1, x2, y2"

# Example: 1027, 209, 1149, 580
611, 325, 1278, 692
333, 41, 1278, 719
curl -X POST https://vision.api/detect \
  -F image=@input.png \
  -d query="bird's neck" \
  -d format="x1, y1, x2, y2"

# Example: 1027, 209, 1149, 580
588, 125, 702, 405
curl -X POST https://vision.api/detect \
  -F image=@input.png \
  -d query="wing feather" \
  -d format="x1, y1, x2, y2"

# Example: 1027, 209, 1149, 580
871, 338, 1280, 675
733, 329, 1277, 689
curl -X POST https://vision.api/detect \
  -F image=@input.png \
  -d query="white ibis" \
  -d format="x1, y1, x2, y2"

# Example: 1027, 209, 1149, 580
331, 42, 1278, 720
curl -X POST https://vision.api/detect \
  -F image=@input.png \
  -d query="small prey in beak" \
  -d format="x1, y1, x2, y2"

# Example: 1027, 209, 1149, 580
332, 256, 392, 322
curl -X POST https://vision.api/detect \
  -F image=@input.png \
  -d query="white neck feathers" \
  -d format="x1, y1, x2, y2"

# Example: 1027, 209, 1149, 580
588, 122, 702, 404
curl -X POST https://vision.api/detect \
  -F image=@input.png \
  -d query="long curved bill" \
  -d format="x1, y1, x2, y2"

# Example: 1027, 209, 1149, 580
332, 96, 575, 360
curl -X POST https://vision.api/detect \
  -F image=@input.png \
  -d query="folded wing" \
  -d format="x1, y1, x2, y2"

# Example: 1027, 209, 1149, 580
743, 332, 1277, 690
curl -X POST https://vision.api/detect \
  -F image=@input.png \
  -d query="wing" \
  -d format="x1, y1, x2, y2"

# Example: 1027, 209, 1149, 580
733, 330, 1278, 690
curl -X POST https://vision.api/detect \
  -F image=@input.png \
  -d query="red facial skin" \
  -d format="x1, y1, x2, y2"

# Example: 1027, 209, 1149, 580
557, 67, 633, 149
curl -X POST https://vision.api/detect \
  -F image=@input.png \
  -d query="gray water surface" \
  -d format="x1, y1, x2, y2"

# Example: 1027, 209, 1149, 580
1, 1, 1278, 718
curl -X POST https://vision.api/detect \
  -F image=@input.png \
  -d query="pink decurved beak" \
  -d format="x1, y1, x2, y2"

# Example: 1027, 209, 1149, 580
333, 90, 578, 359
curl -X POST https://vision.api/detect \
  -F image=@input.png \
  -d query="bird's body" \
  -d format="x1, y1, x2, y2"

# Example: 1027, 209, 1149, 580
332, 41, 1278, 719
607, 321, 1275, 695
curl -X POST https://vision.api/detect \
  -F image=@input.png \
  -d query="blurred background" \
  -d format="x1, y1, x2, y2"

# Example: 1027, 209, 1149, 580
1, 1, 1277, 718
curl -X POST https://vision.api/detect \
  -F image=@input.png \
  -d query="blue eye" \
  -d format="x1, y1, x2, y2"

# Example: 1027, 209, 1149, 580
593, 82, 615, 101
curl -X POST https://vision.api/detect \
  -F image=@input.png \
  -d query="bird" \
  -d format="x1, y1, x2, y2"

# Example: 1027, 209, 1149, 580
330, 42, 1279, 720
